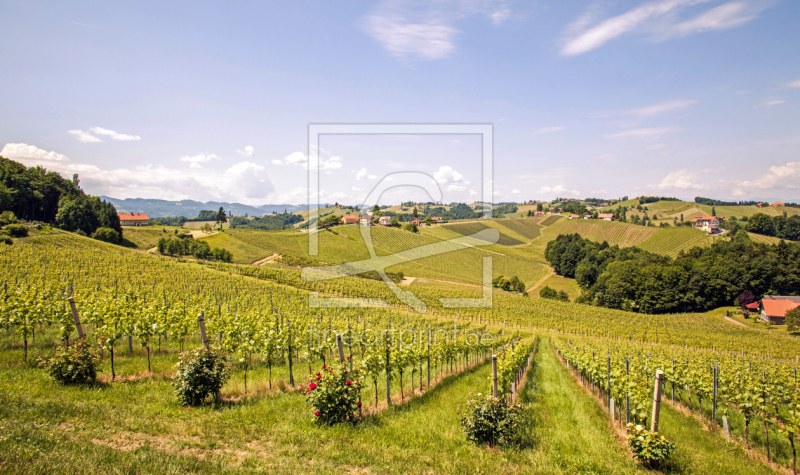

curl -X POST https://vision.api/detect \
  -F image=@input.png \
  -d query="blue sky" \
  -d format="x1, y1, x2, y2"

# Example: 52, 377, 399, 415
1, 0, 798, 206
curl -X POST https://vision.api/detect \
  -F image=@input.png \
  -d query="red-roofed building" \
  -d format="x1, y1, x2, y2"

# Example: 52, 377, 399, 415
533, 211, 546, 217
340, 214, 359, 224
411, 218, 421, 226
772, 201, 785, 207
691, 216, 719, 233
744, 302, 760, 311
569, 214, 580, 219
760, 296, 800, 325
597, 213, 615, 221
118, 213, 150, 226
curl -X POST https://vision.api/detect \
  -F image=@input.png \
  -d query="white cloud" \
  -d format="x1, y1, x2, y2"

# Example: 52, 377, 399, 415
536, 126, 565, 134
628, 99, 697, 116
69, 129, 102, 143
649, 169, 701, 190
7, 146, 276, 204
468, 189, 478, 196
538, 185, 580, 196
364, 14, 458, 60
274, 151, 343, 170
237, 145, 255, 157
180, 153, 221, 164
666, 2, 756, 37
490, 8, 511, 25
1, 143, 71, 162
433, 165, 470, 191
363, 1, 512, 60
356, 168, 377, 180
511, 189, 521, 194
788, 80, 800, 88
604, 127, 679, 138
189, 162, 202, 169
736, 162, 800, 194
755, 99, 786, 108
561, 0, 768, 56
88, 127, 141, 141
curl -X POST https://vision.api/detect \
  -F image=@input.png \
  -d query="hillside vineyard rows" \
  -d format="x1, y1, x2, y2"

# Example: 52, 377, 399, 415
3, 229, 800, 473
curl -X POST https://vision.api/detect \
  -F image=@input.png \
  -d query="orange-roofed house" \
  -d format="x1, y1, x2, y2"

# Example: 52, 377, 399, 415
772, 202, 785, 207
569, 214, 580, 219
597, 213, 615, 221
533, 211, 545, 217
118, 213, 150, 226
760, 296, 800, 325
692, 216, 719, 233
340, 214, 359, 224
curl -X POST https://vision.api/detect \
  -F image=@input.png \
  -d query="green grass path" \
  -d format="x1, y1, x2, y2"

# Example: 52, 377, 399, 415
521, 338, 646, 475
542, 337, 778, 475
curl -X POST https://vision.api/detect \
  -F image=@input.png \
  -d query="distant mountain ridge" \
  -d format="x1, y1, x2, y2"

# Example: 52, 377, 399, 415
100, 197, 320, 218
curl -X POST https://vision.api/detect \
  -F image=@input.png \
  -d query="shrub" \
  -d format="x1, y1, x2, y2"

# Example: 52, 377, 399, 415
305, 361, 363, 425
3, 223, 28, 237
91, 227, 121, 244
626, 424, 675, 468
173, 347, 230, 406
0, 211, 18, 226
0, 236, 11, 245
39, 338, 99, 385
75, 229, 87, 237
460, 394, 524, 447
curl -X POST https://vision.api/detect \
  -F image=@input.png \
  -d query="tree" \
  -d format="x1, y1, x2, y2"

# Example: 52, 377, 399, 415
215, 207, 228, 230
412, 207, 418, 218
536, 202, 543, 212
539, 286, 560, 300
736, 290, 757, 308
786, 308, 800, 331
712, 206, 716, 217
92, 227, 120, 244
734, 229, 751, 243
747, 213, 776, 236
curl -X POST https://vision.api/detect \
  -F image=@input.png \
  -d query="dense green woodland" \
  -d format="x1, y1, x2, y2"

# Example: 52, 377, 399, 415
546, 233, 800, 313
0, 157, 122, 240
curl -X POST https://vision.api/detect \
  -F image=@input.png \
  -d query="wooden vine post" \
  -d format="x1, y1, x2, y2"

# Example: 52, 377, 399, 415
492, 355, 498, 398
385, 331, 391, 406
625, 357, 630, 425
287, 318, 294, 387
67, 297, 85, 340
336, 334, 345, 363
197, 312, 209, 349
651, 370, 664, 433
427, 329, 431, 388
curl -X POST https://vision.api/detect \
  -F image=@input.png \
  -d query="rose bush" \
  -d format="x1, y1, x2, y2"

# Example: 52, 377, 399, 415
626, 423, 675, 468
460, 393, 524, 447
305, 361, 362, 425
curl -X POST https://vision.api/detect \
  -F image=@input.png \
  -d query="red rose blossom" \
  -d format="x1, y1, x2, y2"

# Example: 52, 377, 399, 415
309, 382, 317, 390
346, 380, 352, 386
357, 401, 362, 407
314, 411, 320, 416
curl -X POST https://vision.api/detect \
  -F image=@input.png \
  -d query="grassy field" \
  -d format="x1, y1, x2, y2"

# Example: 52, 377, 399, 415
209, 226, 550, 288
636, 226, 723, 257
121, 226, 186, 249
533, 274, 582, 301
441, 221, 525, 246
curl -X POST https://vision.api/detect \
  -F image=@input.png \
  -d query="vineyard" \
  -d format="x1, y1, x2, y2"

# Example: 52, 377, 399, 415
636, 226, 723, 257
0, 229, 797, 473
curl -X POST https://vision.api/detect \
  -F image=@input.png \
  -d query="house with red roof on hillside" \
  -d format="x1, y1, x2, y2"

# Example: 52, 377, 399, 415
340, 214, 359, 224
118, 213, 150, 226
772, 202, 785, 207
760, 296, 800, 325
692, 216, 719, 234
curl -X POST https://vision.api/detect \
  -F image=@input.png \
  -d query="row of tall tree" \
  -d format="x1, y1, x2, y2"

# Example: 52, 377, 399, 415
545, 233, 800, 313
0, 157, 122, 239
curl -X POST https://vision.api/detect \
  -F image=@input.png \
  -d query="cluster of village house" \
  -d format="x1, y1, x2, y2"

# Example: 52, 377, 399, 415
743, 295, 800, 325
338, 212, 446, 227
